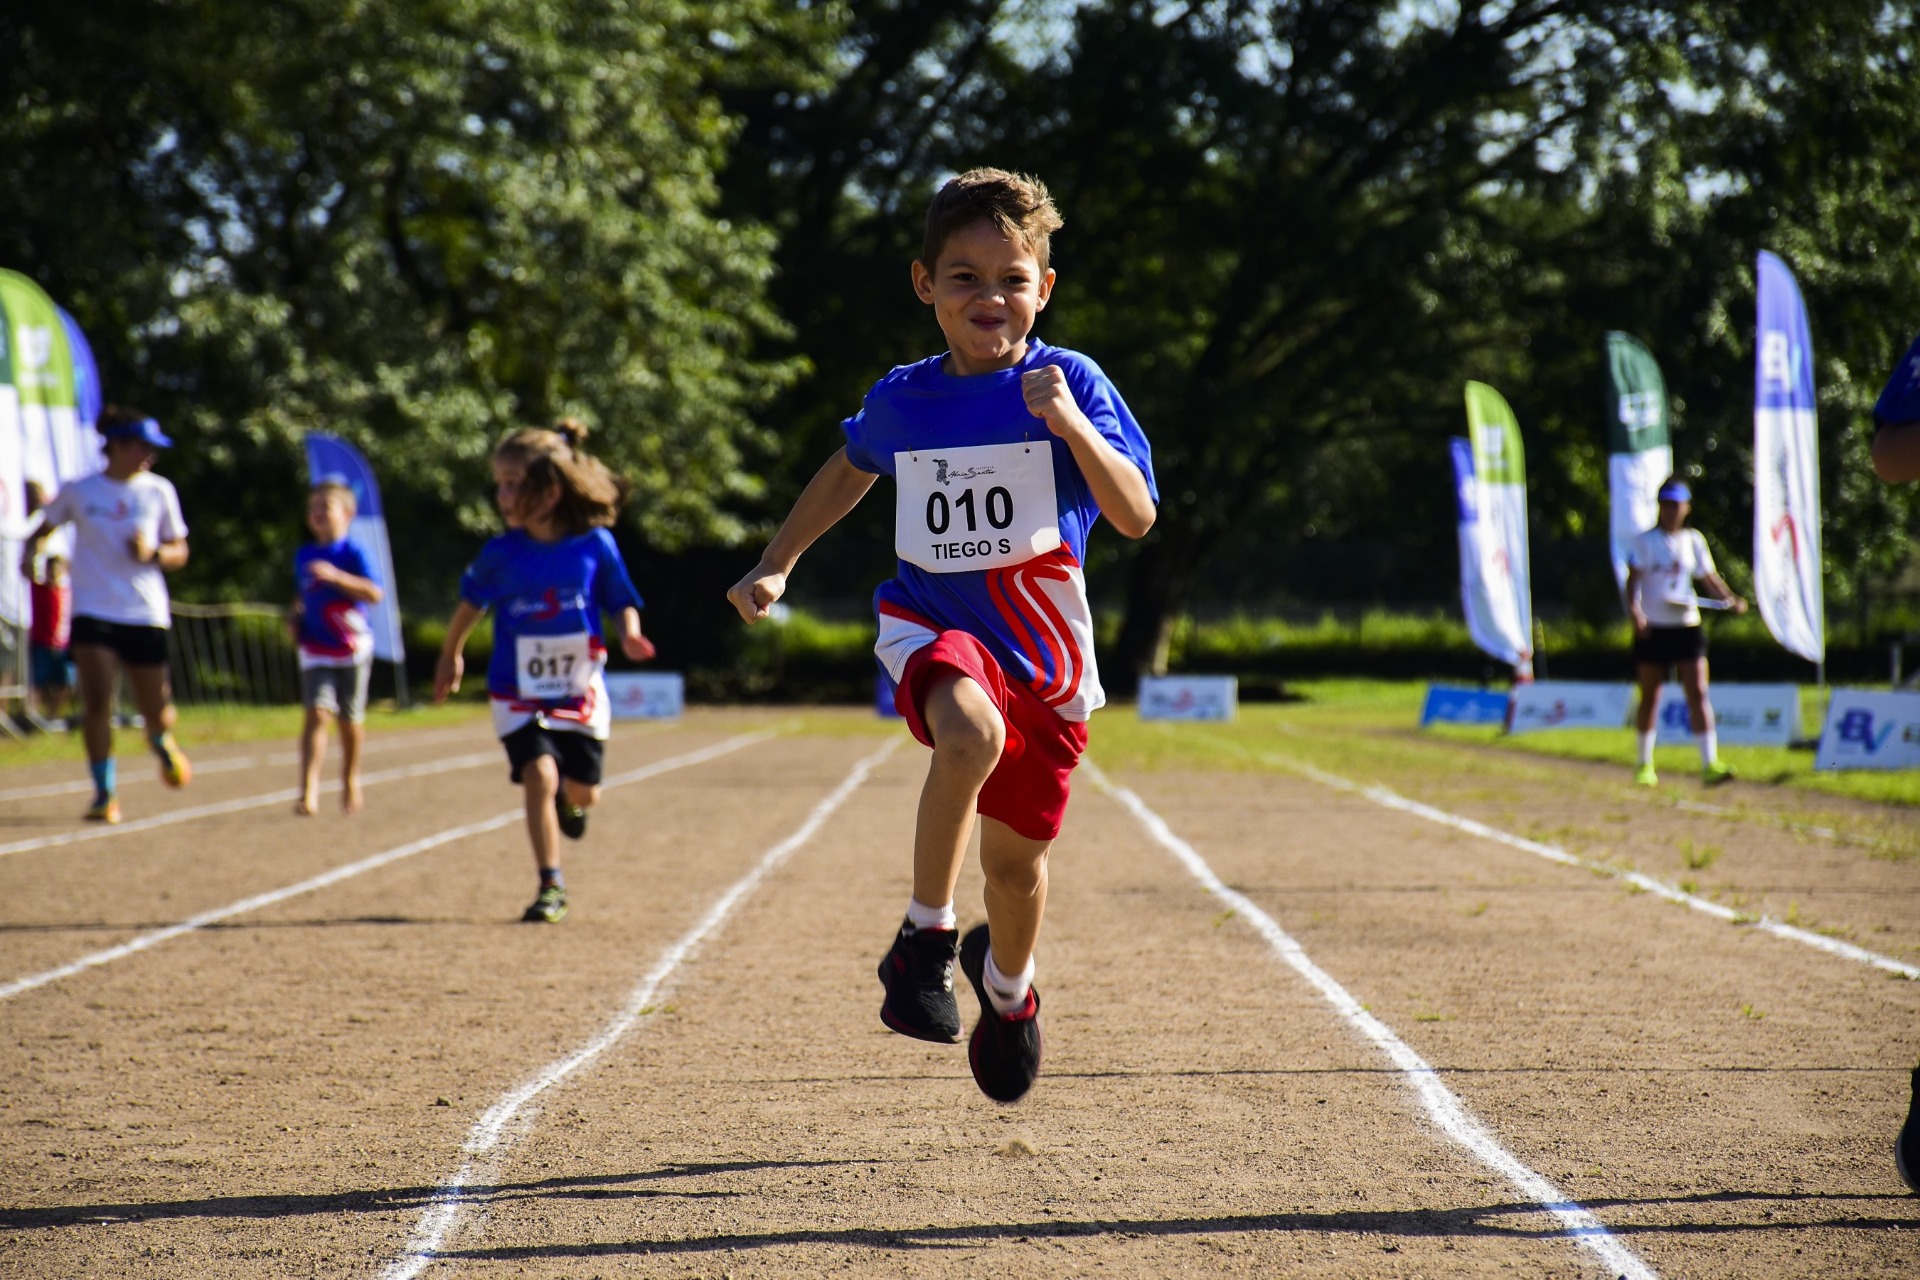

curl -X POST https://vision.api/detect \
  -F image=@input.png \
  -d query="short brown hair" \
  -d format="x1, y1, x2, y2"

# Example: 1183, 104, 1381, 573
920, 168, 1064, 273
310, 479, 358, 516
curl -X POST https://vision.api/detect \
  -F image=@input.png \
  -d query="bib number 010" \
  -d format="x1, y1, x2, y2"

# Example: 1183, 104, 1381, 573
925, 486, 1015, 536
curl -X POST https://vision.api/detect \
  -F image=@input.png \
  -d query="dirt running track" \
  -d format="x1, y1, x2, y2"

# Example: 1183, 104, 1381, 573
1, 709, 1914, 1277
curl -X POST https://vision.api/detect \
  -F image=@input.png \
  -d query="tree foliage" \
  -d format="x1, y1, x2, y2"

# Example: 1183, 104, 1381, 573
1, 0, 836, 602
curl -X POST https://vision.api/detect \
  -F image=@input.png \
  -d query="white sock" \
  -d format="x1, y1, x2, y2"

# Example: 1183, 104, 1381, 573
904, 897, 956, 932
1698, 728, 1718, 766
983, 950, 1034, 1015
1636, 729, 1656, 767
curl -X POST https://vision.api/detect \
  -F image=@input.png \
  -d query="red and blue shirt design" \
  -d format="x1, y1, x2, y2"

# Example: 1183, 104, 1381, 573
458, 527, 644, 738
294, 539, 376, 669
843, 340, 1156, 722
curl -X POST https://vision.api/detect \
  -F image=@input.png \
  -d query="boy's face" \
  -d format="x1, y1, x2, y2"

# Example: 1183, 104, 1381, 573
307, 491, 354, 541
912, 219, 1054, 377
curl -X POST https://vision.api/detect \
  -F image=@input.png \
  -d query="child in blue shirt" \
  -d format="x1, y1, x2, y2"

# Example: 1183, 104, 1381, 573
291, 480, 384, 815
728, 168, 1157, 1102
435, 421, 655, 923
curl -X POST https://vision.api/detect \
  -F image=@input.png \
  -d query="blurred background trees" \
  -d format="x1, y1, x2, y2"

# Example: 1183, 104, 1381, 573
6, 0, 1917, 687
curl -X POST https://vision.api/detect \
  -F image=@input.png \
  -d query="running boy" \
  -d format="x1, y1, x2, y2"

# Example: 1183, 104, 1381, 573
291, 480, 384, 815
727, 169, 1157, 1103
433, 422, 654, 924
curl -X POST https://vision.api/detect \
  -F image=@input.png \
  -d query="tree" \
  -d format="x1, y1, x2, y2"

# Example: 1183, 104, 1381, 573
0, 0, 837, 603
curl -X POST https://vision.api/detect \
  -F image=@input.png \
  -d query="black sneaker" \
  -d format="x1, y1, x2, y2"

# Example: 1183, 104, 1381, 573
877, 920, 961, 1043
522, 883, 568, 923
958, 924, 1042, 1104
555, 794, 588, 840
1898, 1065, 1920, 1195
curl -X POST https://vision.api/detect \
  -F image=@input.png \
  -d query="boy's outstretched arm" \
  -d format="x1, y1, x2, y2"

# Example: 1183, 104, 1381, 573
727, 448, 876, 624
1022, 365, 1156, 538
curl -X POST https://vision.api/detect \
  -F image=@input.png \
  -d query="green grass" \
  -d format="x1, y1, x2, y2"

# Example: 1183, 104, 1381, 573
0, 701, 490, 769
1089, 678, 1920, 811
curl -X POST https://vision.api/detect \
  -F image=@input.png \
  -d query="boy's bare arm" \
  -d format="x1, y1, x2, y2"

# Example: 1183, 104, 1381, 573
1021, 365, 1156, 538
307, 560, 385, 604
727, 449, 876, 623
1872, 421, 1920, 483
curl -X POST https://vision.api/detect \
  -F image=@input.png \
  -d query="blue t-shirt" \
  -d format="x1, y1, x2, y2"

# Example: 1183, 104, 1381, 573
1875, 329, 1920, 428
844, 339, 1155, 721
458, 528, 644, 705
294, 539, 376, 666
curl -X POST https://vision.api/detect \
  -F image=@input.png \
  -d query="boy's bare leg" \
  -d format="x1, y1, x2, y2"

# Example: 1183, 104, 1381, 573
978, 816, 1051, 977
297, 707, 330, 815
339, 718, 364, 814
123, 663, 176, 739
914, 672, 1006, 911
561, 777, 601, 809
523, 755, 562, 874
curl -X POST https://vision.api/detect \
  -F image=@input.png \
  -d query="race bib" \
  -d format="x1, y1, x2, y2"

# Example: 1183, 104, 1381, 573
516, 633, 594, 701
894, 442, 1062, 573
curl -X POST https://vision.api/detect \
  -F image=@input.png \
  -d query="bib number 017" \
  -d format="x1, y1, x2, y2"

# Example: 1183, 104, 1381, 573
925, 486, 1015, 536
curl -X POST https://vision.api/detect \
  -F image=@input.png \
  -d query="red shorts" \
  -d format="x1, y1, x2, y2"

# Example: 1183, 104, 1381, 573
895, 631, 1089, 842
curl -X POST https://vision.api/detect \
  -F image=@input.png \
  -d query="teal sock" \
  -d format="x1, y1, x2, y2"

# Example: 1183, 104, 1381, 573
541, 867, 565, 890
149, 729, 171, 752
89, 757, 115, 800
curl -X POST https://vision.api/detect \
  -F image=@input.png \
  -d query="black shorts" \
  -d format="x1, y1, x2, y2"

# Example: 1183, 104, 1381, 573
70, 615, 171, 667
501, 722, 605, 787
1633, 624, 1707, 667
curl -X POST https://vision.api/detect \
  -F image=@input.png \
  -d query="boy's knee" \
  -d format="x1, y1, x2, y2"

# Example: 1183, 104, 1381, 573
564, 778, 600, 807
927, 677, 1005, 771
985, 846, 1048, 898
523, 755, 561, 793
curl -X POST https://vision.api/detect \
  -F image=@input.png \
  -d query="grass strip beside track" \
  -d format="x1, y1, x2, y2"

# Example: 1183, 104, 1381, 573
0, 732, 774, 1002
378, 737, 901, 1280
1084, 760, 1660, 1280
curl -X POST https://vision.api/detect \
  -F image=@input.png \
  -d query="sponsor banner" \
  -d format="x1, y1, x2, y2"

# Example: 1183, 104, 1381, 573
1652, 683, 1800, 747
1753, 251, 1824, 663
1604, 331, 1673, 598
1419, 684, 1511, 727
607, 671, 685, 720
1458, 382, 1533, 674
1815, 689, 1920, 771
1508, 681, 1634, 734
304, 433, 406, 666
1139, 675, 1237, 722
0, 270, 79, 628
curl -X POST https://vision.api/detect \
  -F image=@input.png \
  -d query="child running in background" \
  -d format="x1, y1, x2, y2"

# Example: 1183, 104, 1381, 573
28, 554, 75, 724
433, 421, 654, 923
727, 169, 1157, 1103
290, 480, 384, 815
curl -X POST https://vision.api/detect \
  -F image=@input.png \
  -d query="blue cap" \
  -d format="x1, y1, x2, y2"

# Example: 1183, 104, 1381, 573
102, 417, 173, 449
1657, 480, 1691, 503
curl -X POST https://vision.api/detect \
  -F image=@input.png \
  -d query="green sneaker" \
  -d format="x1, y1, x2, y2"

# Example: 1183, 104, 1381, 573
1702, 760, 1736, 787
1633, 763, 1658, 788
521, 883, 568, 923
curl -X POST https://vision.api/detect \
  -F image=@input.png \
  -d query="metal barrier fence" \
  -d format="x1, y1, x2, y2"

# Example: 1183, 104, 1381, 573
167, 602, 301, 707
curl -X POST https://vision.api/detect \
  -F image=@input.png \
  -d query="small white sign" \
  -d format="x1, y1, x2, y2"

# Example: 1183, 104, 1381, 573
606, 672, 685, 720
1815, 689, 1920, 771
1653, 684, 1800, 746
1507, 681, 1635, 733
1138, 675, 1237, 721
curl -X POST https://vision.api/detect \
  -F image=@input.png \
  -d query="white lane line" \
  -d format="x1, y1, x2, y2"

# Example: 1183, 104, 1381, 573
1262, 752, 1920, 981
378, 737, 900, 1280
0, 733, 775, 1002
1085, 760, 1657, 1280
0, 752, 503, 859
0, 725, 509, 803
